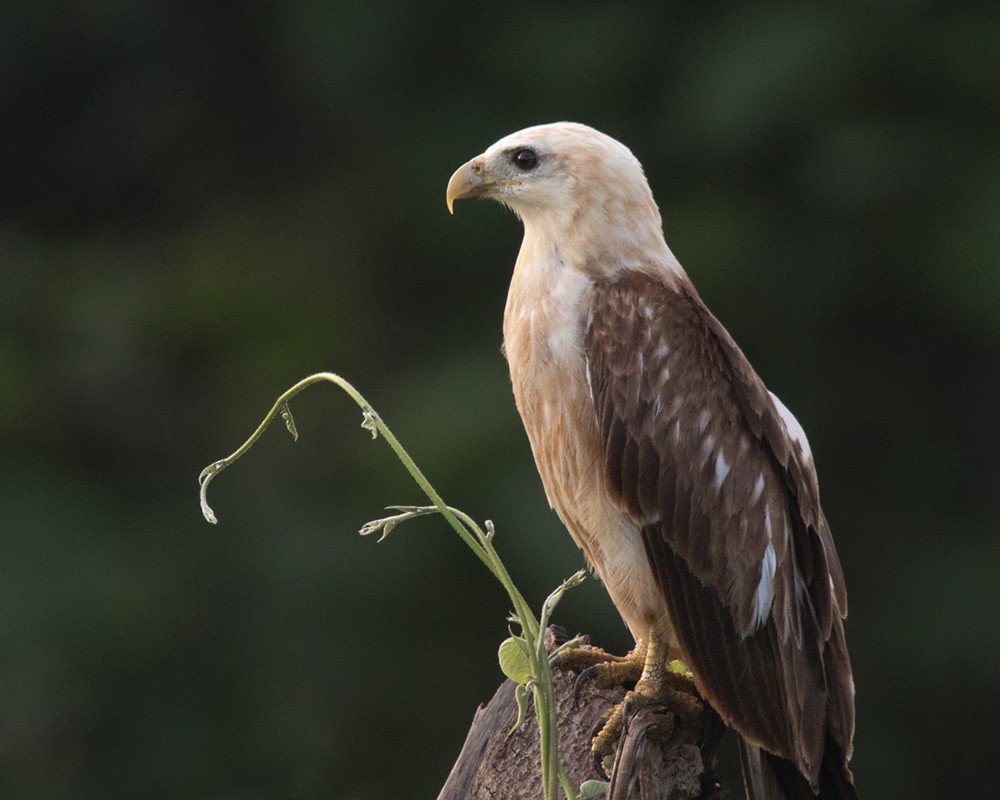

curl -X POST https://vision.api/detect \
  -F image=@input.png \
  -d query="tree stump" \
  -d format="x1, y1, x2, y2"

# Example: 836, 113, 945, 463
437, 629, 727, 800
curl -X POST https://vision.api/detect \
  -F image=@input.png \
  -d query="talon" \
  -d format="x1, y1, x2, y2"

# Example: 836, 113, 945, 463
622, 694, 635, 720
592, 748, 606, 779
556, 643, 646, 689
592, 700, 627, 770
587, 624, 704, 767
559, 632, 704, 778
573, 664, 604, 706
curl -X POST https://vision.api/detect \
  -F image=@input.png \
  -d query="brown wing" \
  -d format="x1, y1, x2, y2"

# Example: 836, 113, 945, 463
584, 269, 855, 790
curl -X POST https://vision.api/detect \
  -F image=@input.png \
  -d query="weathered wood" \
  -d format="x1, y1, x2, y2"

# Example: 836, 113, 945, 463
606, 699, 727, 800
438, 630, 727, 800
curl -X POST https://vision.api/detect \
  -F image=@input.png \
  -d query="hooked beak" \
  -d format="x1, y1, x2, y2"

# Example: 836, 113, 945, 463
446, 156, 491, 214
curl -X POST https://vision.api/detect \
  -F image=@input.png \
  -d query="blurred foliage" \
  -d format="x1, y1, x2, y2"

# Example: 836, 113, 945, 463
2, 1, 999, 798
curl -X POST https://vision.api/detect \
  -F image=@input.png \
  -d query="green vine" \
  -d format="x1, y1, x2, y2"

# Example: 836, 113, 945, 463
198, 372, 586, 800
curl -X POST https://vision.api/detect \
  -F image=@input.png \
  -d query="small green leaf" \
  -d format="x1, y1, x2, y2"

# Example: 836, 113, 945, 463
280, 401, 299, 441
668, 659, 692, 676
498, 636, 533, 684
509, 683, 530, 736
539, 569, 587, 631
578, 780, 608, 799
358, 506, 435, 541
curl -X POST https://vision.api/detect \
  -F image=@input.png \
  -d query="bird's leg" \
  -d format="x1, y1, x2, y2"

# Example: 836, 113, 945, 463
591, 617, 700, 765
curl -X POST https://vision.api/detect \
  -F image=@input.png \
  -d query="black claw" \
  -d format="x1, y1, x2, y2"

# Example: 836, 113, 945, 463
573, 664, 603, 706
590, 713, 608, 741
593, 747, 609, 780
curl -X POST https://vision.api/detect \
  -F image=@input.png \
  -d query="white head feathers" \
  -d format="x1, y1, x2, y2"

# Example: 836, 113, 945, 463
447, 122, 682, 278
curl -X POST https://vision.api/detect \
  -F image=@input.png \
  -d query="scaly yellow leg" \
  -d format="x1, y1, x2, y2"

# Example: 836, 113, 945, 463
591, 618, 699, 761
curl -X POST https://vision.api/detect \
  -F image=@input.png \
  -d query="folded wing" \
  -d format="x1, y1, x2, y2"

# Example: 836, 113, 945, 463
584, 269, 855, 794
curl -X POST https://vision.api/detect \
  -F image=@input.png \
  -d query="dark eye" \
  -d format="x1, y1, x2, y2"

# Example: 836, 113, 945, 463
512, 148, 538, 170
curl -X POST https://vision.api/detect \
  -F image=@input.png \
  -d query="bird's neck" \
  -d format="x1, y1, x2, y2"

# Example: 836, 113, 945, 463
519, 206, 684, 282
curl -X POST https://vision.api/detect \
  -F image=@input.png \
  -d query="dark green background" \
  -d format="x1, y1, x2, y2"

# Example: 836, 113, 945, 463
4, 2, 998, 798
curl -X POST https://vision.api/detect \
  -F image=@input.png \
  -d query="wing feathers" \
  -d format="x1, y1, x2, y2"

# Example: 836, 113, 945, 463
585, 269, 855, 791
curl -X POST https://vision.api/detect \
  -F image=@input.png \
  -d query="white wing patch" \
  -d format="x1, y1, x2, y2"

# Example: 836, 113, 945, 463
752, 539, 777, 633
699, 434, 717, 466
714, 451, 731, 492
769, 390, 813, 464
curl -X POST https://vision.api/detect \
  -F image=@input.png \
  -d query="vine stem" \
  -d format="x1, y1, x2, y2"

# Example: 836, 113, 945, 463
198, 372, 580, 799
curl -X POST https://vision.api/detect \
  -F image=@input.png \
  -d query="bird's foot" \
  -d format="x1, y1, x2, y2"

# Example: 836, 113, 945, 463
554, 643, 646, 707
591, 662, 702, 776
557, 641, 645, 682
555, 643, 639, 672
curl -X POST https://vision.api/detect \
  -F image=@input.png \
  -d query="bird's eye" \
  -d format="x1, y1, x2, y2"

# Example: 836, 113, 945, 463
512, 149, 538, 170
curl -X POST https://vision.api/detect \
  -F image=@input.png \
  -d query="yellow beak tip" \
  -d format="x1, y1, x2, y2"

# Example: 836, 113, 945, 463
446, 157, 487, 216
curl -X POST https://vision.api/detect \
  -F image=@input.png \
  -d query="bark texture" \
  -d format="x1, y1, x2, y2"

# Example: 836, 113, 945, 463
437, 630, 728, 800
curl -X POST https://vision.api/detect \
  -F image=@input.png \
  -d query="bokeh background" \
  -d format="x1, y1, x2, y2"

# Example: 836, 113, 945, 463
3, 2, 999, 798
